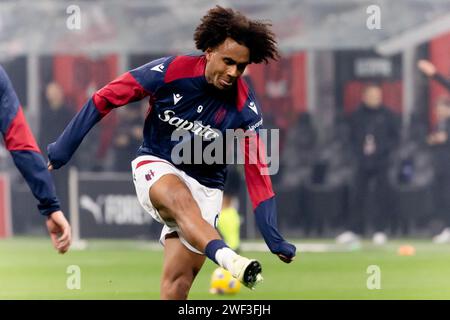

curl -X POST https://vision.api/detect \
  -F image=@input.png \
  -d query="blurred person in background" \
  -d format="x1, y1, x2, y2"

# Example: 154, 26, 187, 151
40, 82, 74, 149
0, 67, 71, 253
338, 84, 400, 245
112, 107, 143, 172
426, 97, 450, 243
279, 112, 317, 232
40, 82, 74, 214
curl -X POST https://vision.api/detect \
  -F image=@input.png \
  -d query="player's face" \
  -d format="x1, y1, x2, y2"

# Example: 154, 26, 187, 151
205, 38, 250, 90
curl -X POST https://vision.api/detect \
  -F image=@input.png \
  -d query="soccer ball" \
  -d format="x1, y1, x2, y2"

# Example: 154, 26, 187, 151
209, 267, 241, 295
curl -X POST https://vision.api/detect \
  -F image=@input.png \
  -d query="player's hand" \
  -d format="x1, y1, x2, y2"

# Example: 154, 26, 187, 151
47, 161, 53, 171
271, 241, 296, 264
46, 210, 71, 254
417, 60, 436, 77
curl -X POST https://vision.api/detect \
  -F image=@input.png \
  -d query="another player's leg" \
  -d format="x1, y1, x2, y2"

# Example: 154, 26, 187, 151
150, 174, 263, 289
160, 233, 205, 299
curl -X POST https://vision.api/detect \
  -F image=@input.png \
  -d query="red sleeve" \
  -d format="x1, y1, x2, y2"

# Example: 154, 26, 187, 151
4, 106, 41, 153
93, 72, 150, 117
242, 132, 275, 209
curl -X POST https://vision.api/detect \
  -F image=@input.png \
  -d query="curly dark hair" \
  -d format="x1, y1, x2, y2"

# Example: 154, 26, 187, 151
194, 6, 279, 64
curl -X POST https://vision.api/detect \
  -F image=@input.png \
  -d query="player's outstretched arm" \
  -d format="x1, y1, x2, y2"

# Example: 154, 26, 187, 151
8, 129, 72, 254
47, 60, 162, 169
4, 111, 72, 253
0, 66, 71, 253
242, 133, 297, 263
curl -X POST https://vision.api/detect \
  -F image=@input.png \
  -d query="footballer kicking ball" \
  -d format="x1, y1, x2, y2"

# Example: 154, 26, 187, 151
209, 267, 241, 295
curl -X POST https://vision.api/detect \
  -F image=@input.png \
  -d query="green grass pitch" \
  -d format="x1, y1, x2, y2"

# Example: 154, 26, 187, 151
1, 237, 450, 299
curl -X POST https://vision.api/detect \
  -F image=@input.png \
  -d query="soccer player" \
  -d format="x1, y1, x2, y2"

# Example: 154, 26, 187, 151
0, 66, 71, 254
48, 6, 296, 299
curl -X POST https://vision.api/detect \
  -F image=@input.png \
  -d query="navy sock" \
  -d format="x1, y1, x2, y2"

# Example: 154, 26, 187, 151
205, 239, 228, 265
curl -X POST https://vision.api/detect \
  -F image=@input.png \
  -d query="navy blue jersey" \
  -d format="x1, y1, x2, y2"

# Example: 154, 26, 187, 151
0, 66, 60, 216
134, 55, 266, 189
48, 54, 295, 258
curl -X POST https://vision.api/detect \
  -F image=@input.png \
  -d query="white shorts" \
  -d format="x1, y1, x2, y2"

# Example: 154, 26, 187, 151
131, 155, 223, 254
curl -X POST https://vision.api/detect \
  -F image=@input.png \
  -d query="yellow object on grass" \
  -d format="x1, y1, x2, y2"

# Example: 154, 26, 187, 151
217, 207, 241, 251
210, 267, 241, 295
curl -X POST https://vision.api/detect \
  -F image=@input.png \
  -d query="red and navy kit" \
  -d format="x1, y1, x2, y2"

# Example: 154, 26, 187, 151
0, 66, 60, 216
48, 54, 295, 257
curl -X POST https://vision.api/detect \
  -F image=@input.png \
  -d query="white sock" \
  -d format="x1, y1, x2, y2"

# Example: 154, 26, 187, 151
215, 247, 238, 271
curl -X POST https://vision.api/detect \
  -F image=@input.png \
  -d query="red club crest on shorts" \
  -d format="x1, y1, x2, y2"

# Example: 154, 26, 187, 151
145, 170, 155, 181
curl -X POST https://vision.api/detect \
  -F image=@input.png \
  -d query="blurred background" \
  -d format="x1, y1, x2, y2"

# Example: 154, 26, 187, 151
2, 0, 450, 246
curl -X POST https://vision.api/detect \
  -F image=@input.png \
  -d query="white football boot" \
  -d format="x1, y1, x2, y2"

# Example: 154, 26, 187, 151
229, 255, 263, 290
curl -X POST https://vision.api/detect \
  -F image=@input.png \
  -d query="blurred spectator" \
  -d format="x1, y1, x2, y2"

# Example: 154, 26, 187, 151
40, 82, 73, 149
298, 111, 354, 237
427, 97, 450, 243
339, 84, 400, 243
111, 105, 143, 172
40, 82, 74, 214
280, 112, 317, 188
278, 112, 317, 232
